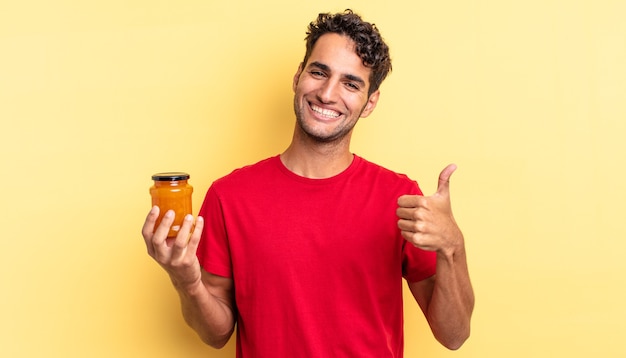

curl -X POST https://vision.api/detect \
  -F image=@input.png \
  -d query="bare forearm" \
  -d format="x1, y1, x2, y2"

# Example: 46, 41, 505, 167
142, 209, 235, 348
399, 165, 474, 349
427, 248, 474, 350
175, 279, 236, 349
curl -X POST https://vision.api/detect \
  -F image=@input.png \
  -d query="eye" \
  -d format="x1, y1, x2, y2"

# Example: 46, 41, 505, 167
345, 82, 360, 91
310, 70, 326, 78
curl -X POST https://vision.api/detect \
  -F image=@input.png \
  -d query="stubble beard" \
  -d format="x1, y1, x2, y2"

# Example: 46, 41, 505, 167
293, 98, 362, 144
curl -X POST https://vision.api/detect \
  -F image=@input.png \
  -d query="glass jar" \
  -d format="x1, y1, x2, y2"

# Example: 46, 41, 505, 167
149, 172, 193, 238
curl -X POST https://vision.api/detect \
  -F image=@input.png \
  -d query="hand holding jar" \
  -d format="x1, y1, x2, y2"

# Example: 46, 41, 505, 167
142, 172, 204, 290
149, 172, 194, 238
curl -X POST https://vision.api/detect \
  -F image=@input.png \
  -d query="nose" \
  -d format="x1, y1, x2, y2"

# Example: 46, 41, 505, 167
317, 78, 339, 104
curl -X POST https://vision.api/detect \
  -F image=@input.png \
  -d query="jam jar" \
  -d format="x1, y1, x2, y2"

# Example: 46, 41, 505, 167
149, 172, 193, 238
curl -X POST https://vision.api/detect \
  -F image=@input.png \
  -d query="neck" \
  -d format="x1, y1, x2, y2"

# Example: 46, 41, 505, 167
281, 130, 354, 179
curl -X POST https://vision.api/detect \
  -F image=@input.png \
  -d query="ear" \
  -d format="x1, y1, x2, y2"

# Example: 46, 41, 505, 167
360, 90, 380, 118
293, 63, 304, 92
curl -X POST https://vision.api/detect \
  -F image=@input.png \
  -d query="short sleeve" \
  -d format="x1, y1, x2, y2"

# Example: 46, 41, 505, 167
196, 185, 233, 278
402, 243, 437, 283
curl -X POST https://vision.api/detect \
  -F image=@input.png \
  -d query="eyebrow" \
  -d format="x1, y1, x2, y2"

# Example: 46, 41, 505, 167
309, 61, 366, 87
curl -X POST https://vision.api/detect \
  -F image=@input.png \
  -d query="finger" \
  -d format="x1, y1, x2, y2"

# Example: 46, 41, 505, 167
169, 215, 204, 267
397, 194, 422, 208
396, 207, 410, 220
141, 206, 160, 239
397, 206, 423, 221
436, 163, 457, 196
153, 209, 175, 247
187, 216, 204, 252
397, 218, 417, 232
171, 214, 196, 256
142, 206, 161, 257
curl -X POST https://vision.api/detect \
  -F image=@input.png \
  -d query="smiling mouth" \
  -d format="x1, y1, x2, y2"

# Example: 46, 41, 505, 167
310, 103, 341, 119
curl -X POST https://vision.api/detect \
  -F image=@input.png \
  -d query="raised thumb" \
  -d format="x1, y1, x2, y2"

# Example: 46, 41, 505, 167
436, 163, 457, 195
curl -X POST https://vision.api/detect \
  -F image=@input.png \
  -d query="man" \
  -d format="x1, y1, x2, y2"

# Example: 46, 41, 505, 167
142, 9, 474, 357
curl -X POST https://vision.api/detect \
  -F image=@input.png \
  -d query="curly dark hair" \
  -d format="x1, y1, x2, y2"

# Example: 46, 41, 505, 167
302, 9, 392, 96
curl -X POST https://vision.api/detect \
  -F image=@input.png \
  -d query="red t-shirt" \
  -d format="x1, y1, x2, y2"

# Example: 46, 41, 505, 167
197, 155, 436, 357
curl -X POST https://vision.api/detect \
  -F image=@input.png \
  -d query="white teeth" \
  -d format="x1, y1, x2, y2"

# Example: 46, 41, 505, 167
311, 104, 340, 118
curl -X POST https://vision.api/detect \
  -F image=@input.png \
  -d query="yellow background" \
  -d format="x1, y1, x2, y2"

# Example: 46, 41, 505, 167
2, 1, 625, 357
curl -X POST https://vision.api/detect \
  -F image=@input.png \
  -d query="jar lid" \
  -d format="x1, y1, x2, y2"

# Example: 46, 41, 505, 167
151, 172, 190, 181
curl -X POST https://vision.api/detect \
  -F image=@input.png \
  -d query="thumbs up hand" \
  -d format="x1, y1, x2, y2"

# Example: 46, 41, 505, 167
397, 164, 464, 255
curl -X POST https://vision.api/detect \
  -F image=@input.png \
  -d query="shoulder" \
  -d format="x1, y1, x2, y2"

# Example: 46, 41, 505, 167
213, 156, 279, 185
353, 155, 423, 195
206, 156, 285, 201
355, 156, 405, 176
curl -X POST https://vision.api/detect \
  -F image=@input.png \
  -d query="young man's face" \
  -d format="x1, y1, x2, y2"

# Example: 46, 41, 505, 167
292, 33, 380, 143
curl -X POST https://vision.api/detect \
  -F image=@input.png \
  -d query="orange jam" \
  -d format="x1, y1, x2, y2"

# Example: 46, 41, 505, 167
149, 172, 193, 238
